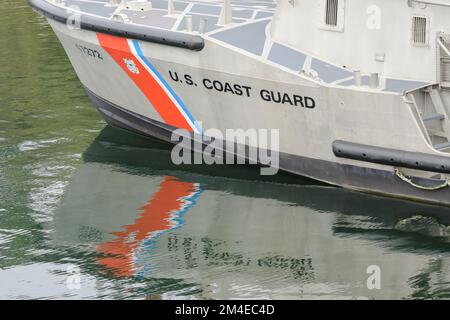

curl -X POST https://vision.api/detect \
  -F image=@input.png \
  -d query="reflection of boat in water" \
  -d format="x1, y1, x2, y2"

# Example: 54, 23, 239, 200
51, 126, 450, 299
28, 0, 450, 206
97, 176, 202, 278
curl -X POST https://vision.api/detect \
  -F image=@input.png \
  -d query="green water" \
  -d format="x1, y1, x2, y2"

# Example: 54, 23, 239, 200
1, 0, 450, 300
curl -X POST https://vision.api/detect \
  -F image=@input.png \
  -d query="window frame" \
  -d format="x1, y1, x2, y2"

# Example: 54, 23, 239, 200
320, 0, 346, 32
411, 15, 430, 47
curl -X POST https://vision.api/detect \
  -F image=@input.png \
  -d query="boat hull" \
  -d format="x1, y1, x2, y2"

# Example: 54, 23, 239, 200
39, 15, 450, 206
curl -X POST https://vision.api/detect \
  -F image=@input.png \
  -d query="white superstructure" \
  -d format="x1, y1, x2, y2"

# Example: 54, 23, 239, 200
272, 0, 450, 84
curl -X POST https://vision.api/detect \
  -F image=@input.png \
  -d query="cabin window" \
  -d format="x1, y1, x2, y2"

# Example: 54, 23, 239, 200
325, 0, 339, 26
411, 16, 429, 46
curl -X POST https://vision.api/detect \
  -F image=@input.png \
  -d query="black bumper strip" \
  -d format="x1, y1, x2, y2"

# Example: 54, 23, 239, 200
333, 140, 450, 174
28, 0, 205, 51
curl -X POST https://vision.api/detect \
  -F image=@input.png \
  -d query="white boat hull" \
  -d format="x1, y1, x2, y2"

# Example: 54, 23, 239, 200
40, 15, 450, 206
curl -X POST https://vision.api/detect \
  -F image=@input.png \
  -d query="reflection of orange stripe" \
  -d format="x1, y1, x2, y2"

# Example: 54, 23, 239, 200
96, 33, 193, 131
97, 176, 197, 278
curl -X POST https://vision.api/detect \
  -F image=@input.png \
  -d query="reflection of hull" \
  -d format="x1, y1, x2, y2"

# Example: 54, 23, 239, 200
97, 176, 202, 278
28, 0, 450, 206
51, 127, 450, 299
83, 127, 450, 223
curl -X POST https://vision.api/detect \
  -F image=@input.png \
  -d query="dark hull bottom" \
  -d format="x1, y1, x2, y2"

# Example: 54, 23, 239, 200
85, 88, 450, 207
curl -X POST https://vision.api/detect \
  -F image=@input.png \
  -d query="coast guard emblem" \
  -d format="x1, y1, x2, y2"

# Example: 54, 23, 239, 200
123, 58, 139, 74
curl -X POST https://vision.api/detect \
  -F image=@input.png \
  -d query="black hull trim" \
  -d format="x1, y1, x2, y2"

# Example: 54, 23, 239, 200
28, 0, 204, 51
333, 140, 450, 174
85, 87, 450, 207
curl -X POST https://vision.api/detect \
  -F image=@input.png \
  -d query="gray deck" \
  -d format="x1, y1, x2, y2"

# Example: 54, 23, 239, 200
52, 0, 429, 93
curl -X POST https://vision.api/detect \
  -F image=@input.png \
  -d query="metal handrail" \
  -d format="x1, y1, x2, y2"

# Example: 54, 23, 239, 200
437, 37, 450, 57
414, 0, 450, 8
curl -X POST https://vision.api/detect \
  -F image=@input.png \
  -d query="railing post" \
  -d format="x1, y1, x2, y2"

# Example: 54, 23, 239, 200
218, 0, 232, 26
168, 0, 174, 15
